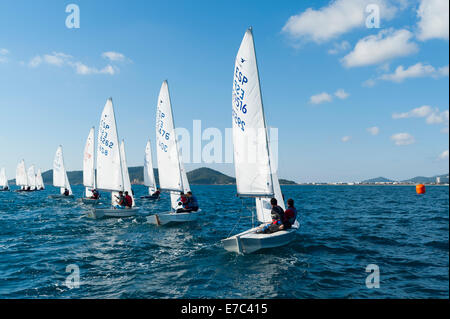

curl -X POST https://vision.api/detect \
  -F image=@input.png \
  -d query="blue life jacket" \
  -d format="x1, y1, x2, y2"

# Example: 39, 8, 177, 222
187, 195, 199, 208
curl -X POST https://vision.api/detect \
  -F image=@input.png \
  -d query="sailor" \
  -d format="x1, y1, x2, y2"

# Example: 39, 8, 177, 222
257, 198, 285, 233
63, 188, 70, 196
151, 189, 161, 198
283, 198, 297, 229
114, 191, 125, 209
124, 191, 133, 208
90, 189, 99, 200
176, 191, 199, 213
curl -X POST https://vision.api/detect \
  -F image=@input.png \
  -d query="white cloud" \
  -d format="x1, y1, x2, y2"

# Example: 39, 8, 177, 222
28, 52, 118, 75
102, 51, 127, 62
417, 0, 449, 41
0, 48, 9, 63
362, 78, 376, 87
328, 41, 351, 54
341, 29, 418, 67
367, 126, 380, 135
391, 133, 415, 145
379, 62, 449, 82
439, 150, 449, 160
281, 0, 397, 43
341, 136, 351, 142
334, 89, 349, 99
309, 92, 333, 104
392, 105, 433, 119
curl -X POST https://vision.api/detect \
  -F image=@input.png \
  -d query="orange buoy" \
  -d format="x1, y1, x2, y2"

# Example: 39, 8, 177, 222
416, 184, 426, 194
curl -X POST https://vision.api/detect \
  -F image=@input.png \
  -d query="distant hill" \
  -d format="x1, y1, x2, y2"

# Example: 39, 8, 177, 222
361, 177, 396, 183
12, 167, 297, 186
401, 173, 449, 184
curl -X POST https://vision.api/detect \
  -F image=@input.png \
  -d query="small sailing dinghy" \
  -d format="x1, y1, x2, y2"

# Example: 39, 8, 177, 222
49, 145, 74, 198
0, 167, 9, 191
27, 165, 37, 191
35, 169, 45, 190
90, 98, 138, 219
81, 127, 99, 204
222, 28, 299, 254
15, 159, 29, 192
140, 140, 159, 200
147, 81, 200, 226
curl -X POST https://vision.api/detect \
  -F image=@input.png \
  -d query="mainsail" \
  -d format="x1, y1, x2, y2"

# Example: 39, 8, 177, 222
16, 160, 28, 188
0, 167, 8, 189
83, 126, 96, 197
36, 168, 44, 189
53, 145, 73, 195
232, 28, 273, 199
96, 98, 123, 193
156, 80, 190, 211
144, 140, 157, 195
27, 165, 36, 190
120, 140, 135, 207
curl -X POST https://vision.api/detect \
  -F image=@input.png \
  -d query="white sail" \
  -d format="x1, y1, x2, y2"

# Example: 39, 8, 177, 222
155, 81, 184, 193
120, 140, 135, 207
16, 160, 28, 187
0, 167, 8, 188
232, 28, 273, 197
27, 165, 36, 190
36, 169, 44, 189
53, 145, 73, 195
96, 98, 123, 193
83, 126, 96, 197
144, 140, 157, 195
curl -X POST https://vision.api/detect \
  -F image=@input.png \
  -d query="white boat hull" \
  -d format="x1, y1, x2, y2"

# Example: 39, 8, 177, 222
48, 194, 75, 199
89, 207, 138, 219
80, 198, 100, 205
147, 209, 201, 225
222, 225, 298, 254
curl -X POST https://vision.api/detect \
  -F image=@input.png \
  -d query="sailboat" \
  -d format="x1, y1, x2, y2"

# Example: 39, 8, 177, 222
90, 98, 137, 218
222, 28, 299, 254
0, 167, 9, 191
147, 80, 200, 226
81, 127, 98, 204
27, 165, 37, 191
15, 159, 29, 192
49, 145, 74, 198
140, 140, 159, 200
36, 168, 45, 190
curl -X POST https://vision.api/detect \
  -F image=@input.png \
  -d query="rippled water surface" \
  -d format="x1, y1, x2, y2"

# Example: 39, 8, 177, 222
0, 185, 448, 298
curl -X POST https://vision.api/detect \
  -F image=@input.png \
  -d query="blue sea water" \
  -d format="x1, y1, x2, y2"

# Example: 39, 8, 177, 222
0, 185, 448, 299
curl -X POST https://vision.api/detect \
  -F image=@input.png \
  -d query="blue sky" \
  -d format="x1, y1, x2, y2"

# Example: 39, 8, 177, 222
0, 0, 448, 182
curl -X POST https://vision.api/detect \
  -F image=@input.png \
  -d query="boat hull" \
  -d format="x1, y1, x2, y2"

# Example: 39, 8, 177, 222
222, 225, 298, 254
48, 194, 75, 199
147, 209, 201, 225
89, 207, 138, 219
80, 198, 100, 205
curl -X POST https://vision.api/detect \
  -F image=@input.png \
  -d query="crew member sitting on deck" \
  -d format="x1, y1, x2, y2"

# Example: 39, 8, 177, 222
90, 189, 99, 200
257, 198, 285, 234
176, 191, 199, 213
124, 191, 133, 208
63, 188, 70, 196
283, 198, 297, 229
114, 191, 126, 209
151, 189, 161, 199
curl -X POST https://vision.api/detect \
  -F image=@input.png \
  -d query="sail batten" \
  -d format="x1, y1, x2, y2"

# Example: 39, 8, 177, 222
232, 28, 274, 199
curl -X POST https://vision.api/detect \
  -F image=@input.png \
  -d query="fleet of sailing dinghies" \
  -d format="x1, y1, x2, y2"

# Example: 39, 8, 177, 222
89, 98, 137, 219
81, 127, 98, 204
140, 139, 158, 200
147, 80, 200, 226
49, 145, 74, 198
0, 167, 9, 191
13, 159, 44, 192
221, 28, 299, 254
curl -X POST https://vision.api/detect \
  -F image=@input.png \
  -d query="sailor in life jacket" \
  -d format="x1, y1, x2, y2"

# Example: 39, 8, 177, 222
283, 198, 297, 229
